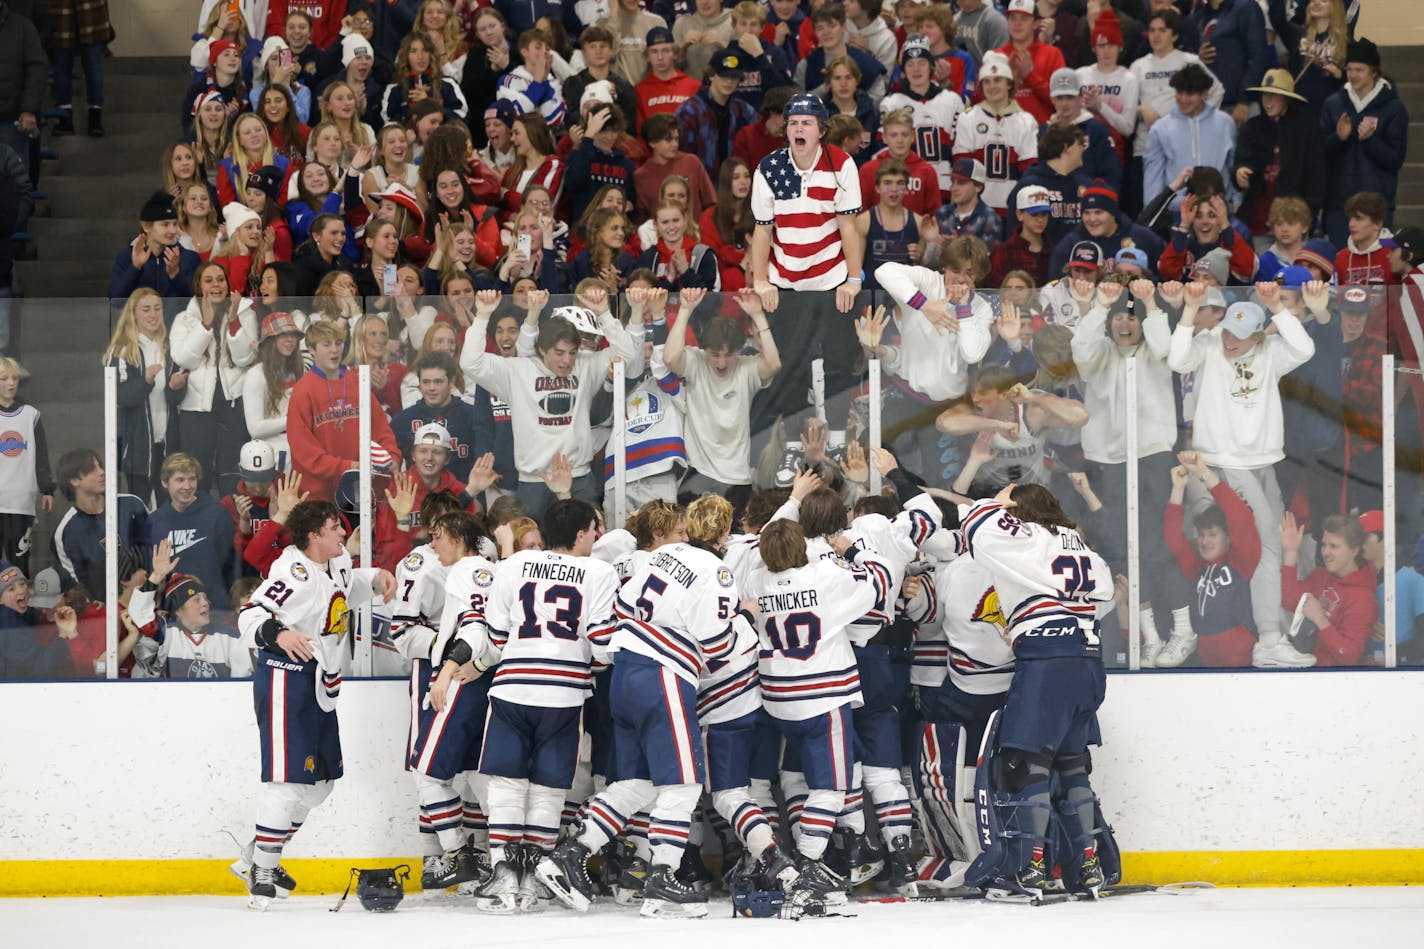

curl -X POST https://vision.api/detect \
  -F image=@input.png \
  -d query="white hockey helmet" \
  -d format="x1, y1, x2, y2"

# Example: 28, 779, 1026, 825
551, 305, 603, 338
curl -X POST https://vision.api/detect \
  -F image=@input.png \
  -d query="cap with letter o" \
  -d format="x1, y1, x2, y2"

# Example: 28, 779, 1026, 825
239, 440, 278, 483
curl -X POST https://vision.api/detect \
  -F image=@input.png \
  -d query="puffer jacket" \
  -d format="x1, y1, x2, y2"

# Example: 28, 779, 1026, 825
169, 295, 260, 412
0, 2, 47, 121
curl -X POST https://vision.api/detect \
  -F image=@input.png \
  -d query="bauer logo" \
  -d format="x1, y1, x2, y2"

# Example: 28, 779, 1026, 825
0, 430, 27, 457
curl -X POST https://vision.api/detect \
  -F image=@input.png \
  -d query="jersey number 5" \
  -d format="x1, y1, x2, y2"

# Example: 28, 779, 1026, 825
517, 582, 583, 641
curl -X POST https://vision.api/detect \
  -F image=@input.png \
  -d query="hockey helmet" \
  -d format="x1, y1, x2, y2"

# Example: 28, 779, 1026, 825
732, 886, 787, 918
551, 305, 603, 338
782, 93, 829, 124
332, 865, 410, 912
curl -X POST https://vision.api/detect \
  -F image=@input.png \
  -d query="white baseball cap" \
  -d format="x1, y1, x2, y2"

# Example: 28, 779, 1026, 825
413, 422, 452, 450
1221, 301, 1266, 339
239, 440, 278, 483
1017, 187, 1053, 213
1006, 0, 1036, 16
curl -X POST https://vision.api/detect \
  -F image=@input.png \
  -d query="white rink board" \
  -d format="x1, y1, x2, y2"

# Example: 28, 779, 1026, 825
6, 888, 1424, 949
2, 672, 1422, 860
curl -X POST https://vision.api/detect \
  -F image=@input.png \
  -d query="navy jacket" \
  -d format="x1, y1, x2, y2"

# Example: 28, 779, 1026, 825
109, 243, 202, 300
1048, 215, 1166, 278
1190, 0, 1268, 107
1006, 163, 1094, 249
392, 398, 483, 482
0, 607, 72, 680
1320, 80, 1409, 210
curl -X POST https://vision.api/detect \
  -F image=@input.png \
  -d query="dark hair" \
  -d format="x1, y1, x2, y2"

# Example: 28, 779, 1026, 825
1187, 166, 1226, 198
853, 494, 899, 519
258, 84, 308, 161
973, 363, 1020, 394
420, 489, 466, 527
543, 498, 599, 550
1321, 513, 1365, 551
536, 317, 581, 357
713, 156, 754, 248
760, 519, 810, 572
487, 494, 530, 528
800, 486, 847, 539
260, 261, 298, 300
1344, 191, 1388, 225
309, 212, 345, 247
415, 350, 458, 381
587, 101, 626, 134
743, 489, 790, 533
1193, 505, 1229, 536
1146, 8, 1180, 34
643, 112, 679, 144
431, 509, 490, 554
761, 85, 795, 119
857, 0, 884, 18
1008, 483, 1076, 534
287, 500, 343, 551
581, 24, 614, 46
1170, 63, 1214, 94
700, 316, 747, 354
518, 27, 553, 52
812, 3, 847, 26
58, 448, 102, 502
1039, 124, 1085, 162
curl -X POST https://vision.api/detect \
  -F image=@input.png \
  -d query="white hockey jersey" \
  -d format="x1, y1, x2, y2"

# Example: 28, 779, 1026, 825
959, 500, 1113, 659
880, 84, 965, 196
389, 545, 448, 663
745, 554, 886, 720
432, 554, 501, 669
610, 542, 740, 686
130, 587, 253, 679
840, 492, 955, 644
484, 549, 618, 707
240, 547, 382, 711
953, 104, 1039, 213
904, 556, 1015, 694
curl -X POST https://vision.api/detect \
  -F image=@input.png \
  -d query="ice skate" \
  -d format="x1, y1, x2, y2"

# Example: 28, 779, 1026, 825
422, 844, 481, 891
613, 852, 651, 905
984, 855, 1048, 902
883, 834, 919, 896
537, 832, 596, 912
676, 844, 714, 895
231, 840, 294, 898
1077, 852, 1105, 898
457, 850, 493, 895
782, 855, 845, 917
845, 830, 885, 885
514, 844, 553, 912
639, 864, 709, 919
473, 858, 521, 915
247, 865, 279, 911
758, 838, 799, 887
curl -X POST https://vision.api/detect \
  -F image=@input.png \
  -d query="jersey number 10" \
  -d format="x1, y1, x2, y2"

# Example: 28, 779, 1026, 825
764, 611, 822, 660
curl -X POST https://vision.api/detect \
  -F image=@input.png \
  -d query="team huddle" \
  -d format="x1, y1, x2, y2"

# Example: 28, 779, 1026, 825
225, 454, 1118, 917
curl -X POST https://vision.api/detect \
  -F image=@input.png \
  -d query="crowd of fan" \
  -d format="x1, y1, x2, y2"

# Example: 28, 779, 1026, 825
2, 0, 1424, 680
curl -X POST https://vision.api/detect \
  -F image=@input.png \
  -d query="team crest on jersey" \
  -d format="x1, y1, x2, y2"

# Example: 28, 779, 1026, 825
976, 123, 988, 134
716, 566, 734, 588
326, 593, 350, 639
304, 755, 316, 773
186, 659, 219, 679
473, 567, 494, 588
972, 587, 1007, 633
291, 562, 309, 582
403, 551, 424, 571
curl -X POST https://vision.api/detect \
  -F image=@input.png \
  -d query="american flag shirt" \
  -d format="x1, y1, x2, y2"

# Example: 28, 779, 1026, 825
752, 144, 862, 291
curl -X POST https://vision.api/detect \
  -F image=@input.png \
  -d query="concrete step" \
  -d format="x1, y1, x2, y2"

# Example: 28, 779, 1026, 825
41, 173, 167, 217
29, 221, 145, 262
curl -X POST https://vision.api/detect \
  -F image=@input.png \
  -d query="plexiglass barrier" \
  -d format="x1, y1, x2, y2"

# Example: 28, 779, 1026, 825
0, 283, 1414, 681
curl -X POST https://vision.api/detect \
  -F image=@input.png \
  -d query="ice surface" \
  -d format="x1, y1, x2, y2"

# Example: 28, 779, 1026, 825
7, 887, 1422, 949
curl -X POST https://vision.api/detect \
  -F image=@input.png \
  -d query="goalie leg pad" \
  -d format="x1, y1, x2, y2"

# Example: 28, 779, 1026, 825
916, 722, 968, 862
963, 715, 1054, 888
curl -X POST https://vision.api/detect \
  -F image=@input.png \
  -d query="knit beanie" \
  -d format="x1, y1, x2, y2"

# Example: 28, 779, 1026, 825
140, 190, 179, 223
223, 201, 262, 236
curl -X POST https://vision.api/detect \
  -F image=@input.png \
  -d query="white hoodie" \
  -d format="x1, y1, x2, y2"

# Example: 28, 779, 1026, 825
1070, 302, 1177, 464
874, 262, 994, 402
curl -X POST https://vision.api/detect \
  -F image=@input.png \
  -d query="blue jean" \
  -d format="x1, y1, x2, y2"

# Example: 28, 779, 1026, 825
52, 43, 106, 108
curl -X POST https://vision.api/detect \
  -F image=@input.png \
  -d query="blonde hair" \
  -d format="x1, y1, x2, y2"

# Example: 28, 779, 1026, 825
0, 355, 23, 381
411, 322, 466, 390
1305, 0, 1349, 70
344, 314, 390, 367
176, 182, 219, 236
319, 83, 372, 152
653, 197, 699, 242
421, 0, 467, 62
230, 113, 275, 203
103, 289, 167, 369
685, 494, 733, 546
160, 452, 202, 483
305, 318, 348, 349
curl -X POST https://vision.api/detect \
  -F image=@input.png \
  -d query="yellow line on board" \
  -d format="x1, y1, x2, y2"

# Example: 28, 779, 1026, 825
3, 851, 1422, 897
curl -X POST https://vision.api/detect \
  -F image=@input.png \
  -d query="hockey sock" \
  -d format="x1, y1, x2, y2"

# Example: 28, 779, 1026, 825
780, 770, 809, 843
577, 779, 656, 853
864, 765, 914, 845
414, 772, 467, 853
705, 797, 739, 854
626, 812, 653, 862
524, 784, 566, 854
712, 787, 774, 855
749, 778, 781, 835
252, 783, 306, 869
688, 803, 706, 847
419, 812, 442, 857
462, 802, 488, 851
836, 762, 865, 832
484, 775, 531, 864
797, 789, 846, 860
648, 783, 702, 869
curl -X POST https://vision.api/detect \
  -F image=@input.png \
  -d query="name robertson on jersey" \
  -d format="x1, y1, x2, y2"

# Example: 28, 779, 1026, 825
758, 589, 819, 614
522, 559, 587, 584
651, 551, 697, 588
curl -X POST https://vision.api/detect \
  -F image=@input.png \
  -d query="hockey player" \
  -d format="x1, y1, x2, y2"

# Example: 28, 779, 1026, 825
740, 515, 896, 914
959, 484, 1114, 900
879, 36, 964, 203
537, 495, 745, 919
408, 510, 499, 893
903, 549, 1013, 888
389, 492, 474, 883
235, 500, 397, 909
952, 51, 1038, 217
131, 538, 253, 679
474, 499, 619, 914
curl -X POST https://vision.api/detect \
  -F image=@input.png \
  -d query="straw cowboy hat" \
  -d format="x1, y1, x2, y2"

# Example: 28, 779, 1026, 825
1247, 69, 1307, 103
